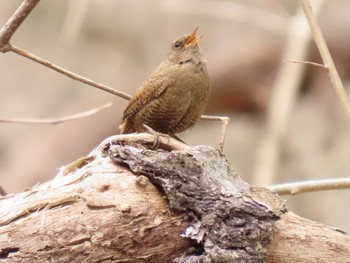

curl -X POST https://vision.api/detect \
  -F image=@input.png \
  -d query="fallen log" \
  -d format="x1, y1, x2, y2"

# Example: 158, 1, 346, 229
0, 134, 349, 262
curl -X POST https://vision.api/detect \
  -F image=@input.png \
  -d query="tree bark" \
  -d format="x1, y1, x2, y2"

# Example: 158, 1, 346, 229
0, 134, 349, 262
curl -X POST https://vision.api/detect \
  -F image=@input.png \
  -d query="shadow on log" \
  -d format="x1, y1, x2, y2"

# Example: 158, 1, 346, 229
0, 133, 349, 262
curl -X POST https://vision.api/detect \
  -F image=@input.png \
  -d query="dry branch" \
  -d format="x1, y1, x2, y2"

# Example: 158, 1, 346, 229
8, 45, 131, 100
284, 59, 327, 69
0, 102, 112, 125
269, 177, 350, 195
1, 135, 349, 262
253, 0, 325, 186
300, 0, 350, 121
199, 115, 229, 151
0, 0, 40, 50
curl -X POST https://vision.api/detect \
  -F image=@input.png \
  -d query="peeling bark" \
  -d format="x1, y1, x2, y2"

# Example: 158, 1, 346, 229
0, 134, 349, 263
109, 144, 286, 262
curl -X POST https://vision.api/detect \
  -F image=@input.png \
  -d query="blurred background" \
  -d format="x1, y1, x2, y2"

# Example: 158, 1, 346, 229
1, 0, 350, 230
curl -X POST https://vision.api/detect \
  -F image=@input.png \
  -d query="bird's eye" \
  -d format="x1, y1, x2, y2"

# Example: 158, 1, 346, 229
174, 41, 182, 49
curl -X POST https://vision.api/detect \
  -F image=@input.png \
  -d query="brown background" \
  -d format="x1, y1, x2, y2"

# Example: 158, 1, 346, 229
1, 0, 350, 231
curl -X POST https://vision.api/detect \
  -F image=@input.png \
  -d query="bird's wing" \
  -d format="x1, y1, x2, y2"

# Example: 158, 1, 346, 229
122, 71, 171, 122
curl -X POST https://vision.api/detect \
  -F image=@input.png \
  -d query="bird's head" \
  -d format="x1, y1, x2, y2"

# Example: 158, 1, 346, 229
167, 26, 205, 65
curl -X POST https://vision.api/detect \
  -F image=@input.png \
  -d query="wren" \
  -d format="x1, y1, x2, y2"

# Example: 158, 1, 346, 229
119, 27, 210, 135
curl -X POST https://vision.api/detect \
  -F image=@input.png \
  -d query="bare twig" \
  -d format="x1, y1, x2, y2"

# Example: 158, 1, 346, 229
8, 45, 131, 100
0, 0, 130, 100
269, 178, 350, 195
0, 0, 40, 50
201, 115, 229, 151
252, 0, 325, 186
0, 102, 112, 125
300, 0, 350, 121
284, 59, 328, 69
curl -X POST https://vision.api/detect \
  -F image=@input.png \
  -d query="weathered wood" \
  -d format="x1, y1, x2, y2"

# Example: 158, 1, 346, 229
268, 212, 350, 263
0, 135, 192, 262
0, 134, 349, 263
109, 143, 286, 262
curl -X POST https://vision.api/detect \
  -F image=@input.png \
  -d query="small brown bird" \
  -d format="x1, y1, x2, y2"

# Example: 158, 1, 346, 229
119, 27, 210, 136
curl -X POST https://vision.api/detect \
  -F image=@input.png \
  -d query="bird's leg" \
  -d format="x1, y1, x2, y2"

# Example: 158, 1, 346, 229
200, 115, 229, 151
142, 124, 162, 150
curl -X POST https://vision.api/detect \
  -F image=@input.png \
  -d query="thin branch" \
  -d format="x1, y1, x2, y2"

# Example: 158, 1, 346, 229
8, 45, 131, 100
300, 0, 350, 121
284, 59, 328, 69
200, 115, 229, 121
268, 178, 350, 196
0, 0, 40, 50
201, 115, 229, 151
0, 1, 129, 100
252, 0, 326, 186
0, 102, 112, 125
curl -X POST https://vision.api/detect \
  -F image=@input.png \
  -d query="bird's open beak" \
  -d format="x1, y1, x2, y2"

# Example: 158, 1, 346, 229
185, 26, 204, 46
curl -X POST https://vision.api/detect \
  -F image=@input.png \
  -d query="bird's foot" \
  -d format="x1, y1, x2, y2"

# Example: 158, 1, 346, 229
142, 124, 165, 150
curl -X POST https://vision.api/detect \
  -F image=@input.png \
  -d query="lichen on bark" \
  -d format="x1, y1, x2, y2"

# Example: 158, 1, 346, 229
109, 145, 286, 262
